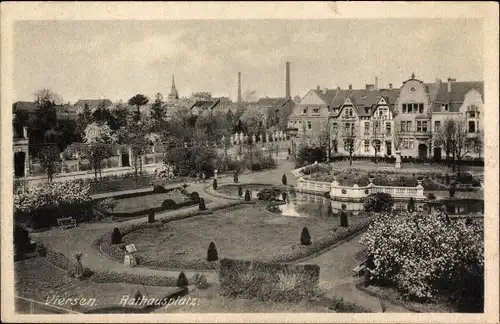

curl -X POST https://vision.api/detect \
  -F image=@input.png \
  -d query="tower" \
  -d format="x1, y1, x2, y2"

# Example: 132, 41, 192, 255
285, 61, 291, 99
168, 75, 179, 100
237, 72, 242, 103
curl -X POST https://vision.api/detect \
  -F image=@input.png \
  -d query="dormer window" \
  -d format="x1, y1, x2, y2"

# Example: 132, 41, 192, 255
302, 108, 308, 114
313, 108, 319, 114
441, 104, 449, 111
467, 105, 478, 118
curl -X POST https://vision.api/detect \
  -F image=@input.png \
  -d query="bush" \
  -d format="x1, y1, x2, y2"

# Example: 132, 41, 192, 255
300, 227, 312, 245
257, 186, 282, 201
177, 272, 189, 288
161, 199, 178, 209
340, 212, 349, 227
282, 192, 287, 202
213, 179, 218, 190
190, 191, 200, 203
36, 243, 47, 257
192, 273, 209, 289
91, 271, 177, 287
244, 189, 251, 201
359, 211, 483, 310
363, 193, 394, 213
111, 228, 122, 245
133, 290, 143, 303
282, 174, 288, 185
237, 185, 243, 197
329, 297, 371, 313
14, 224, 33, 257
207, 241, 219, 261
407, 197, 415, 212
219, 258, 320, 302
427, 193, 436, 200
198, 198, 206, 211
233, 172, 239, 183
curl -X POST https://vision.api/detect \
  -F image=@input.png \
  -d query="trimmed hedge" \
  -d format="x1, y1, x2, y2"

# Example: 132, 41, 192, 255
94, 198, 198, 219
219, 258, 320, 302
46, 250, 71, 271
90, 271, 177, 287
269, 217, 374, 263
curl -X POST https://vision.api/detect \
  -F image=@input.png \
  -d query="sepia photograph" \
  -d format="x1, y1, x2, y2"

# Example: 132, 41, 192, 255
1, 2, 498, 323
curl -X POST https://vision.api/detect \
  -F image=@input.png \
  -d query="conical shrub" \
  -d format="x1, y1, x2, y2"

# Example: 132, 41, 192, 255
213, 179, 218, 190
207, 241, 219, 261
282, 192, 287, 201
238, 185, 243, 197
282, 174, 287, 185
233, 172, 239, 183
199, 198, 206, 211
340, 212, 349, 227
177, 272, 189, 288
300, 227, 312, 245
244, 189, 251, 201
111, 228, 122, 245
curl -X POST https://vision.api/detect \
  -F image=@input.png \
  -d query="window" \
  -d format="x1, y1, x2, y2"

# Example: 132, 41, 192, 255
468, 105, 479, 118
332, 123, 338, 133
313, 108, 319, 114
407, 104, 413, 114
434, 121, 441, 132
343, 139, 351, 151
418, 104, 424, 114
441, 104, 449, 111
402, 104, 407, 113
406, 121, 412, 132
373, 121, 381, 134
302, 108, 308, 114
385, 122, 391, 135
307, 121, 312, 130
364, 140, 370, 152
468, 121, 476, 133
364, 122, 370, 135
374, 140, 381, 152
401, 121, 406, 132
417, 121, 427, 132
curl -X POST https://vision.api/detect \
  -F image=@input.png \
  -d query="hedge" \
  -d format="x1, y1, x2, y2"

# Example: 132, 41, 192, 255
90, 271, 177, 287
269, 217, 374, 263
93, 198, 198, 219
327, 155, 484, 167
219, 258, 320, 302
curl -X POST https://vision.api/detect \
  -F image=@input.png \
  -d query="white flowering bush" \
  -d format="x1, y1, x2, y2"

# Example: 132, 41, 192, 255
14, 180, 92, 218
359, 210, 483, 309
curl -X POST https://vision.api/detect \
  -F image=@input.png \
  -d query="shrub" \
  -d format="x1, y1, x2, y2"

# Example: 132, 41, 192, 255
111, 228, 122, 245
282, 174, 287, 185
300, 227, 312, 245
237, 185, 243, 197
192, 273, 209, 289
207, 241, 219, 261
244, 189, 251, 201
340, 212, 349, 227
36, 243, 47, 257
14, 224, 33, 257
213, 179, 218, 190
427, 193, 436, 200
359, 211, 483, 310
199, 198, 206, 211
233, 172, 239, 183
363, 193, 394, 213
329, 297, 371, 313
153, 185, 169, 193
134, 290, 143, 303
91, 271, 177, 287
282, 192, 287, 202
407, 197, 415, 212
257, 186, 282, 201
190, 191, 200, 203
177, 272, 189, 288
97, 197, 117, 212
161, 199, 178, 209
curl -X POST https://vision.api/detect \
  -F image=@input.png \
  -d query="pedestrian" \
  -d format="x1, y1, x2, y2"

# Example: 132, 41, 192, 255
214, 169, 218, 180
202, 172, 206, 183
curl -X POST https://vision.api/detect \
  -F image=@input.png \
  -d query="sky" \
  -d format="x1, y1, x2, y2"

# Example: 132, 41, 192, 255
14, 19, 483, 104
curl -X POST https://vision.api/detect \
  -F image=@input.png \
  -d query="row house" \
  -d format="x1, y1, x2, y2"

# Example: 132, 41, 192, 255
288, 73, 484, 160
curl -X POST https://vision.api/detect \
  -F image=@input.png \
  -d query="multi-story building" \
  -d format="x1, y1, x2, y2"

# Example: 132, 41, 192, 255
288, 74, 484, 160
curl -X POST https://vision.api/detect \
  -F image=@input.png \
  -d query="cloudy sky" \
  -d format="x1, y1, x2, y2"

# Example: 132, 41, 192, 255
14, 19, 483, 103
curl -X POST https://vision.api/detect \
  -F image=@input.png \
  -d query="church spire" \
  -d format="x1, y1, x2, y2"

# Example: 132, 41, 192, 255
168, 74, 179, 100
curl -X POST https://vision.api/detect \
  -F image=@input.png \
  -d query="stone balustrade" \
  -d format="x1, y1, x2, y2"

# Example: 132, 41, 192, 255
296, 177, 425, 201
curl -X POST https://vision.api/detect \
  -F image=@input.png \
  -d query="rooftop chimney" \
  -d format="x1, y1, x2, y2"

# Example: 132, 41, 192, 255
285, 62, 291, 99
317, 85, 320, 91
237, 72, 242, 103
389, 83, 393, 89
366, 84, 375, 91
337, 86, 341, 90
447, 78, 456, 93
375, 77, 378, 90
348, 84, 352, 90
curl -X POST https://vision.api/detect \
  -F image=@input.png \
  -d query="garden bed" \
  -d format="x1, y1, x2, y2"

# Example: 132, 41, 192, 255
98, 204, 372, 271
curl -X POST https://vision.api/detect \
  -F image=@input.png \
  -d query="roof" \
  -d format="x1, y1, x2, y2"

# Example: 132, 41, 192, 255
255, 97, 289, 107
331, 88, 401, 117
312, 89, 339, 105
73, 99, 113, 109
13, 101, 38, 113
432, 81, 484, 112
189, 99, 220, 111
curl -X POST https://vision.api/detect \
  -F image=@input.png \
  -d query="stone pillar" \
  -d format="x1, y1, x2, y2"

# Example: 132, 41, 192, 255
75, 152, 80, 172
23, 126, 28, 138
59, 153, 65, 173
117, 149, 123, 167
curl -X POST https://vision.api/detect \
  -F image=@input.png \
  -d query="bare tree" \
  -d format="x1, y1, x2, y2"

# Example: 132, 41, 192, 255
436, 119, 458, 171
451, 117, 472, 174
392, 120, 404, 152
340, 121, 360, 166
370, 120, 383, 163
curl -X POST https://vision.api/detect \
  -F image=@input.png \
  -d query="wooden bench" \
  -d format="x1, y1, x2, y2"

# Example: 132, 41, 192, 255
57, 217, 77, 229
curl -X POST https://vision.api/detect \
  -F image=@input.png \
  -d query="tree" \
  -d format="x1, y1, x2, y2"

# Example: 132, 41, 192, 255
392, 120, 404, 153
363, 193, 395, 212
300, 227, 312, 245
38, 144, 60, 181
83, 122, 117, 180
109, 101, 130, 131
207, 242, 219, 261
128, 94, 149, 122
122, 120, 149, 180
150, 93, 166, 132
240, 106, 265, 136
436, 119, 457, 170
76, 103, 94, 138
451, 118, 472, 174
370, 120, 383, 163
340, 121, 360, 166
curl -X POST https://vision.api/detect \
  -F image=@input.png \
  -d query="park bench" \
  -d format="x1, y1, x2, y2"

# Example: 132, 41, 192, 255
57, 217, 77, 229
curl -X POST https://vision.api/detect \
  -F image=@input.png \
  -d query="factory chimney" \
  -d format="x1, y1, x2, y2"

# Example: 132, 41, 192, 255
237, 72, 242, 103
285, 62, 291, 99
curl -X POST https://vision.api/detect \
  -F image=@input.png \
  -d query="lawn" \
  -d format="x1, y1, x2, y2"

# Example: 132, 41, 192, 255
123, 204, 372, 263
112, 190, 194, 213
14, 257, 179, 314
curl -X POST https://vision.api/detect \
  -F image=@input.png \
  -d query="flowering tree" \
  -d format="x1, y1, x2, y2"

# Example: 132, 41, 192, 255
359, 211, 483, 311
38, 144, 61, 182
